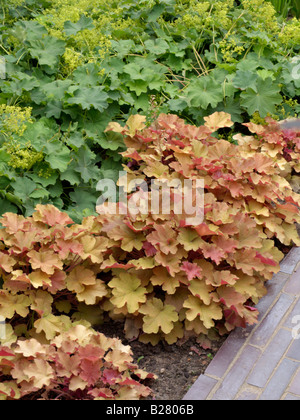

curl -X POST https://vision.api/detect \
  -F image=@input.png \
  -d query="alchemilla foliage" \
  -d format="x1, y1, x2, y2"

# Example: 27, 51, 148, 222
0, 0, 299, 219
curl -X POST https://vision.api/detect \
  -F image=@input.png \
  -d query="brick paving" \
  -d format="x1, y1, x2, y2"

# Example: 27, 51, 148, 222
183, 247, 300, 400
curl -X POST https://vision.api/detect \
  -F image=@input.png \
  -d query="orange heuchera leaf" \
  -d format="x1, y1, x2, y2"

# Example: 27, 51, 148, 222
66, 266, 97, 294
23, 358, 55, 389
55, 351, 81, 378
104, 223, 144, 252
0, 213, 28, 235
183, 296, 223, 329
34, 314, 66, 340
54, 238, 84, 259
109, 272, 147, 313
27, 249, 63, 275
0, 291, 31, 319
79, 235, 109, 263
76, 281, 107, 305
150, 266, 181, 294
125, 114, 147, 136
188, 279, 214, 305
33, 204, 74, 226
154, 248, 187, 277
139, 298, 179, 335
30, 290, 53, 317
14, 338, 47, 358
201, 243, 226, 265
204, 112, 234, 131
0, 253, 16, 273
217, 285, 246, 313
146, 223, 178, 255
48, 270, 67, 294
10, 230, 39, 254
181, 261, 202, 281
28, 270, 52, 289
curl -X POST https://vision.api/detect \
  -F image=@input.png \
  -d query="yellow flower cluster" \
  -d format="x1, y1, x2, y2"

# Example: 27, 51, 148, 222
173, 0, 235, 33
211, 0, 234, 30
4, 142, 43, 171
219, 36, 245, 63
61, 48, 84, 75
279, 18, 300, 47
0, 105, 43, 171
35, 0, 130, 71
241, 0, 279, 33
37, 163, 55, 179
250, 111, 272, 125
0, 105, 32, 137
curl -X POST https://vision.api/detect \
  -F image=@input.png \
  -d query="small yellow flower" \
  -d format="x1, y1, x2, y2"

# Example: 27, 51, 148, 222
0, 105, 32, 137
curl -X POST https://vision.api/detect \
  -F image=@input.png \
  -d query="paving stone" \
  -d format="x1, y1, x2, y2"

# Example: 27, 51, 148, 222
283, 299, 300, 329
211, 345, 261, 400
236, 389, 260, 400
247, 329, 293, 388
255, 272, 289, 317
288, 369, 300, 396
259, 359, 299, 400
205, 328, 249, 379
250, 293, 295, 348
284, 265, 300, 295
182, 375, 217, 400
287, 337, 300, 360
283, 393, 300, 400
182, 246, 300, 402
280, 247, 300, 274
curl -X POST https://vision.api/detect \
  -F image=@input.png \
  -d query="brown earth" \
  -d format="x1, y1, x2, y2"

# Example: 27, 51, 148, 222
98, 321, 226, 400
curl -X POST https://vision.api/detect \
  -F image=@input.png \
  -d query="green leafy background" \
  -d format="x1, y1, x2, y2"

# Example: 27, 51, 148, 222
0, 0, 299, 220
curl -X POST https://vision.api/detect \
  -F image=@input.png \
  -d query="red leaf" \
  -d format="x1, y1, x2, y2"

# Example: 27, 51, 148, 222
143, 241, 157, 257
0, 348, 15, 357
102, 368, 121, 385
181, 261, 202, 281
255, 252, 277, 266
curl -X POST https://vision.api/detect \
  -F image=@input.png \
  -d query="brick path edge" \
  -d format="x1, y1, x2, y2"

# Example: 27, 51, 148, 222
183, 247, 300, 401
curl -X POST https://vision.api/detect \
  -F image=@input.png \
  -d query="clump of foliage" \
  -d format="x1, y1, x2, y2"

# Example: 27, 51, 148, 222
0, 112, 299, 398
235, 117, 300, 178
0, 204, 154, 400
0, 0, 299, 220
96, 113, 300, 345
0, 325, 154, 400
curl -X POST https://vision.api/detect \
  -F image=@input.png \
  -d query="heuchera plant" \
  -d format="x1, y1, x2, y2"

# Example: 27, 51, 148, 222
0, 324, 154, 400
235, 117, 300, 178
98, 112, 300, 344
0, 204, 154, 400
0, 112, 299, 399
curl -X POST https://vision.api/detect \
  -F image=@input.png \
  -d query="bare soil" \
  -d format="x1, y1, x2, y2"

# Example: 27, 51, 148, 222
98, 321, 226, 400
